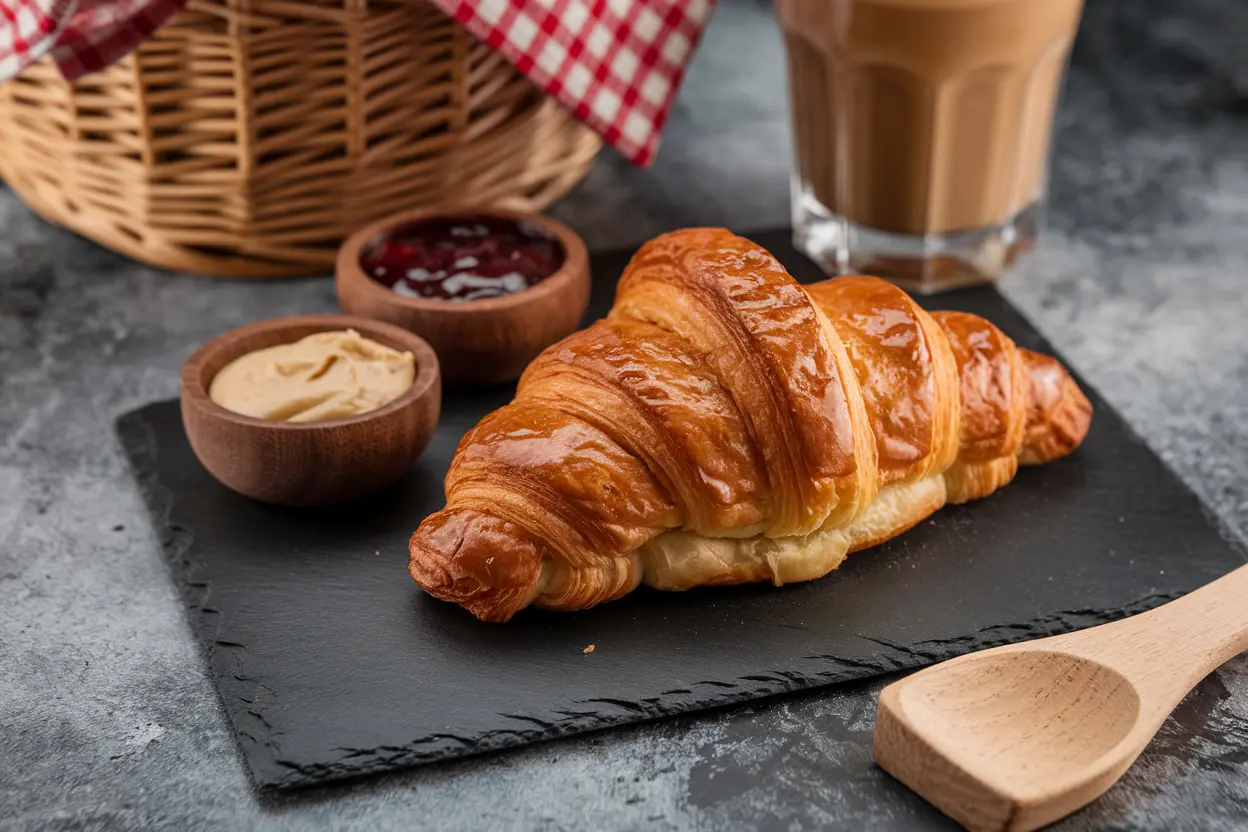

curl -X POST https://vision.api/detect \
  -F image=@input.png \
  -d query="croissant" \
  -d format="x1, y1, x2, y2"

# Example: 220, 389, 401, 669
410, 229, 1092, 621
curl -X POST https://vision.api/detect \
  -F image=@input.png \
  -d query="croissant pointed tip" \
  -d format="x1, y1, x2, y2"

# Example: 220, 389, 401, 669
1019, 349, 1093, 465
409, 509, 543, 622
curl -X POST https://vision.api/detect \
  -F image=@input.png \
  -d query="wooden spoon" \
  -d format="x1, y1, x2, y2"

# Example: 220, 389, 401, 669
874, 563, 1248, 832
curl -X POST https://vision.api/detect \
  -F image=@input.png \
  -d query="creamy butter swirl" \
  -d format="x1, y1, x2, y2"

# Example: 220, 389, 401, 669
209, 329, 415, 422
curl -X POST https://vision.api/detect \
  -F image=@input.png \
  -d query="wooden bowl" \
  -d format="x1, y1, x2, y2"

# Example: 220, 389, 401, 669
180, 315, 441, 507
334, 207, 590, 386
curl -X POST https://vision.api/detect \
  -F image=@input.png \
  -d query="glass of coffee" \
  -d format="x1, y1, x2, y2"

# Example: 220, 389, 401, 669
776, 0, 1084, 292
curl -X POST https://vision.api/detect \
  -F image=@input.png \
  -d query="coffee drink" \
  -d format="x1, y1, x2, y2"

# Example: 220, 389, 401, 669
777, 0, 1084, 291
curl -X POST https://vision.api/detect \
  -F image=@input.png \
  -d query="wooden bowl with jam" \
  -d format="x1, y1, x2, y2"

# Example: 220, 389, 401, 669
180, 315, 441, 507
335, 208, 590, 386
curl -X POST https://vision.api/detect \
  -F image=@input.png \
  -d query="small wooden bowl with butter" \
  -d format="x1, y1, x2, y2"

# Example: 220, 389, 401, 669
180, 315, 441, 507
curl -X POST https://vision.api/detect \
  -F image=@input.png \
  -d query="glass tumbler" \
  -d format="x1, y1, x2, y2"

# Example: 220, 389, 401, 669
776, 0, 1084, 292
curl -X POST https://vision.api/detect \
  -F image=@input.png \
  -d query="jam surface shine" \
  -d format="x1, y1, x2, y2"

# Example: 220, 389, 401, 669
361, 216, 565, 302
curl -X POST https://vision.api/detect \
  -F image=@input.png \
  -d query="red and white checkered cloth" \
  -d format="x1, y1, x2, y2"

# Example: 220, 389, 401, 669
431, 0, 716, 164
0, 0, 185, 82
0, 0, 714, 165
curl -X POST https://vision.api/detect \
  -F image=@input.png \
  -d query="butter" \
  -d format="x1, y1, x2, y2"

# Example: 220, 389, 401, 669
209, 329, 416, 422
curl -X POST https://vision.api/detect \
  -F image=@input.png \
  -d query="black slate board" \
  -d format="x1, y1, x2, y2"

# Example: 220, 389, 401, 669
117, 228, 1245, 791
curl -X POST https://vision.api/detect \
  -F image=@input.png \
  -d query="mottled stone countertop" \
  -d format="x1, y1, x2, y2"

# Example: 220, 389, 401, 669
3, 0, 1246, 829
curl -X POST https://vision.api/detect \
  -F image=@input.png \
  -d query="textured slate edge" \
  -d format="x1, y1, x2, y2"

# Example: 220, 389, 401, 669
116, 413, 289, 783
117, 407, 1188, 792
265, 595, 1179, 790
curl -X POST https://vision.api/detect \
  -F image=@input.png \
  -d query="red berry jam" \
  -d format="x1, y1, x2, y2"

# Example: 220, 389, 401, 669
360, 215, 565, 302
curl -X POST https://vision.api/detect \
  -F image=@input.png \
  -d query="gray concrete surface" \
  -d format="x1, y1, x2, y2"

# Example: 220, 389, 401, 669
3, 0, 1247, 829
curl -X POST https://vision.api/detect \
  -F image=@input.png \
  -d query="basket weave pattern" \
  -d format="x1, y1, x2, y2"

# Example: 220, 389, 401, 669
0, 0, 601, 277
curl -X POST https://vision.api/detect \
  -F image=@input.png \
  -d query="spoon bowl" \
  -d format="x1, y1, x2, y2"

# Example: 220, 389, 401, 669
895, 651, 1141, 795
875, 564, 1248, 832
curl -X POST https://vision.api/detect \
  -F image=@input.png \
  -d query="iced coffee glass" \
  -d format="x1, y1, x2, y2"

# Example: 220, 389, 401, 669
776, 0, 1084, 292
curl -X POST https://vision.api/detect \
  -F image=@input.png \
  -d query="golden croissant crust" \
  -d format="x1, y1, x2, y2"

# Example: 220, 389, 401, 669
410, 229, 1093, 621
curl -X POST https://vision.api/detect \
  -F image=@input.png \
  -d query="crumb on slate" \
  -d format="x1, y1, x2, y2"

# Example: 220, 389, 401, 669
583, 644, 595, 654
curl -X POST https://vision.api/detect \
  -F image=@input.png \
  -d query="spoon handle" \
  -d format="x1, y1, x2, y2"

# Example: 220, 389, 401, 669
1045, 563, 1248, 707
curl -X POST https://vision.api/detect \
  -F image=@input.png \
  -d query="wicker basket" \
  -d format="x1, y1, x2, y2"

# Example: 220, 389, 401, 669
0, 0, 601, 277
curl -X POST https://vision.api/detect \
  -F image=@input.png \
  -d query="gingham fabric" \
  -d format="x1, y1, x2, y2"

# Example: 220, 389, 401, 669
0, 0, 185, 81
0, 0, 714, 165
430, 0, 716, 165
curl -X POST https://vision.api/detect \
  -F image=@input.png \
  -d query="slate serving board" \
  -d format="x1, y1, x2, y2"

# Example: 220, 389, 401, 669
117, 229, 1246, 791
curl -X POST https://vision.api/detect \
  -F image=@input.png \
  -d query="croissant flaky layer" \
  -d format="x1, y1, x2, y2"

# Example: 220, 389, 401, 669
410, 229, 1092, 621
